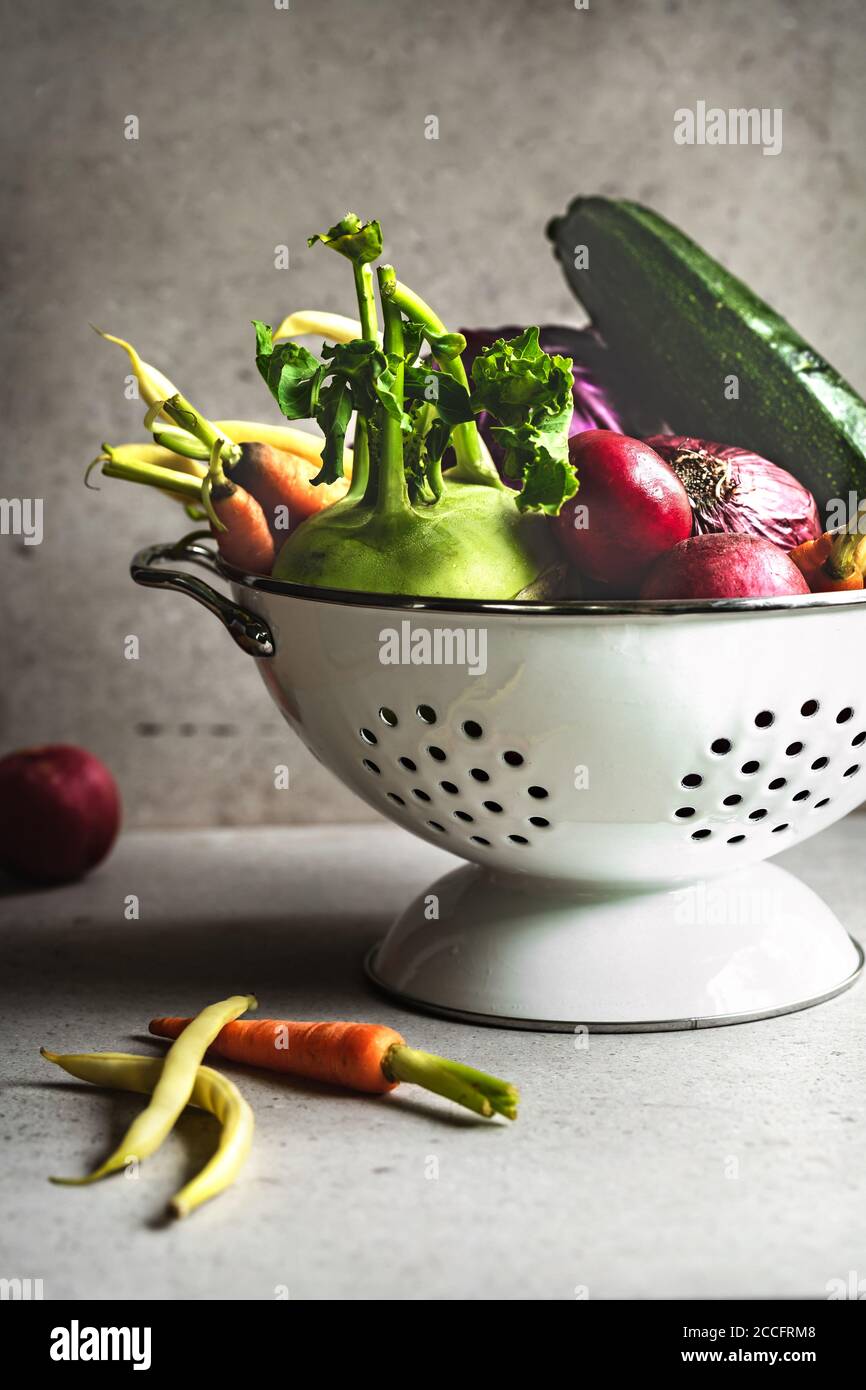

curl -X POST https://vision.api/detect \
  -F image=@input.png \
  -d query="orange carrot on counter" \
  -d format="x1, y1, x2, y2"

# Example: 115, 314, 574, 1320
150, 1015, 518, 1120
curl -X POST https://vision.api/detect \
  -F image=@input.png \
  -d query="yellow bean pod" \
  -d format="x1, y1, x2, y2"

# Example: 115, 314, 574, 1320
45, 993, 255, 1184
42, 1050, 253, 1218
211, 421, 353, 473
272, 309, 367, 344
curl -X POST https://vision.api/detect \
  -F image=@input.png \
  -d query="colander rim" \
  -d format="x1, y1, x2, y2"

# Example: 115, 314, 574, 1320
220, 557, 866, 617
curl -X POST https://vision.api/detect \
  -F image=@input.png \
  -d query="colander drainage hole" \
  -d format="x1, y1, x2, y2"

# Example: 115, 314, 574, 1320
427, 746, 447, 762
811, 756, 829, 771
416, 704, 437, 725
786, 742, 804, 757
483, 800, 504, 814
741, 760, 760, 775
362, 759, 380, 775
462, 720, 483, 739
470, 835, 490, 847
801, 700, 819, 717
814, 797, 830, 809
853, 731, 866, 747
711, 738, 732, 755
748, 808, 768, 821
387, 792, 405, 806
379, 707, 398, 727
772, 823, 790, 834
754, 710, 775, 728
728, 834, 746, 844
844, 764, 861, 778
692, 828, 712, 841
503, 750, 525, 767
681, 773, 703, 789
675, 807, 696, 819
529, 816, 550, 828
359, 728, 377, 745
469, 768, 490, 783
527, 785, 549, 800
768, 777, 787, 791
508, 834, 529, 845
723, 794, 743, 807
427, 821, 447, 834
399, 756, 417, 772
440, 781, 459, 795
454, 810, 474, 823
792, 790, 811, 802
412, 788, 431, 802
837, 707, 855, 724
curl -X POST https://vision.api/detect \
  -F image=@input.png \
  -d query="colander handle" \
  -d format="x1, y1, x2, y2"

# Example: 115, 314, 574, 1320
130, 534, 275, 658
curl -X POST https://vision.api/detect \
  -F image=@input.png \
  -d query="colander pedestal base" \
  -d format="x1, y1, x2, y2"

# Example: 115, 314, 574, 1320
367, 860, 863, 1032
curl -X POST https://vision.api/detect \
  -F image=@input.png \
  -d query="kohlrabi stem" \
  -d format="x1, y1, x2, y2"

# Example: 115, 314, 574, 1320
374, 265, 409, 515
347, 263, 379, 501
383, 1044, 519, 1121
384, 278, 502, 489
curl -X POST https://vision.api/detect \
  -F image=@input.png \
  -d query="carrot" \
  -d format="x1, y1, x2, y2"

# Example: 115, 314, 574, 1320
209, 476, 275, 575
150, 1015, 519, 1120
790, 528, 865, 593
228, 442, 349, 540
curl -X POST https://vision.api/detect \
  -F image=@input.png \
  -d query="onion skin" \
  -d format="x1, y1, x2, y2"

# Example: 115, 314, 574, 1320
640, 533, 811, 600
554, 430, 693, 588
0, 745, 121, 884
645, 435, 821, 552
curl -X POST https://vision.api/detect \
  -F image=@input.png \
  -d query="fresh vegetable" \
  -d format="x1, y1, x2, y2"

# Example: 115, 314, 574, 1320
0, 745, 120, 885
227, 441, 349, 538
640, 533, 811, 599
459, 324, 660, 479
548, 197, 866, 520
554, 431, 692, 588
256, 215, 564, 598
645, 435, 821, 551
48, 994, 256, 1185
150, 1014, 519, 1121
208, 467, 276, 573
42, 1050, 253, 1219
790, 524, 866, 593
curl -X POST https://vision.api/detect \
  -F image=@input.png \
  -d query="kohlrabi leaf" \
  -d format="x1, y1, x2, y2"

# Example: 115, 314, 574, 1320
404, 364, 474, 427
314, 375, 354, 485
470, 327, 577, 513
308, 214, 383, 266
253, 321, 323, 419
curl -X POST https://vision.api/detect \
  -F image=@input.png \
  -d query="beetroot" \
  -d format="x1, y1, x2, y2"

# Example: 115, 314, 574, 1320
554, 430, 693, 588
640, 533, 811, 600
0, 745, 121, 884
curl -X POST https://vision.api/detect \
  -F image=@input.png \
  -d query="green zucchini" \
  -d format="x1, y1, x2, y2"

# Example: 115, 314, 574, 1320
547, 196, 866, 519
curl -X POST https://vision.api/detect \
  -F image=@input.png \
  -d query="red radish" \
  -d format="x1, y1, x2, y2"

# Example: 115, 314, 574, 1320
555, 431, 692, 588
640, 533, 811, 600
0, 745, 120, 884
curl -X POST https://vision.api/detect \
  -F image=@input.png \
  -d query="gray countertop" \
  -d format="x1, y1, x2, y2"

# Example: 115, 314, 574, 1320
2, 820, 864, 1301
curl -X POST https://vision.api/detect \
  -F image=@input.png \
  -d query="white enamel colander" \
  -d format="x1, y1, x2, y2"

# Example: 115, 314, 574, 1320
132, 535, 866, 1031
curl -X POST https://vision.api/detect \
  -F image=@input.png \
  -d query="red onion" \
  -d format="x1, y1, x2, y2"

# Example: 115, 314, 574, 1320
645, 435, 821, 552
0, 745, 121, 884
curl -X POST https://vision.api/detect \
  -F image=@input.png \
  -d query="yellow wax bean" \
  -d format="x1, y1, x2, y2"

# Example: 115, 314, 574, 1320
42, 1050, 253, 1218
45, 994, 255, 1184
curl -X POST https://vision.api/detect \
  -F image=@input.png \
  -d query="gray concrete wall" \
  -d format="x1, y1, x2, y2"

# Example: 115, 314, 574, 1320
1, 0, 864, 826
